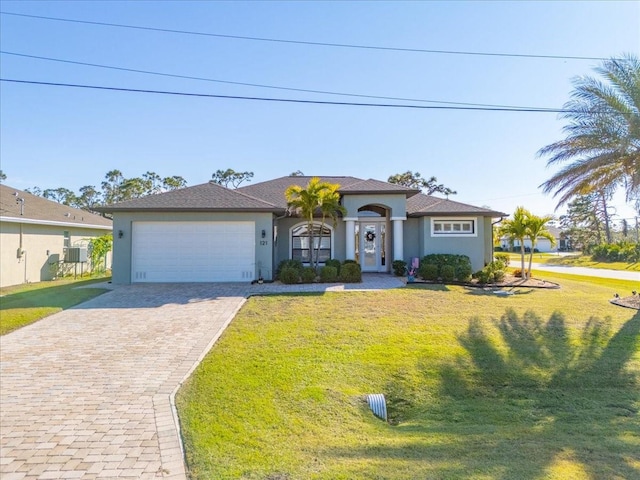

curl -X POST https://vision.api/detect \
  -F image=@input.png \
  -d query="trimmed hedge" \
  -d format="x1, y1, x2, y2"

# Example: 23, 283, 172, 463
441, 265, 455, 282
279, 267, 300, 284
340, 262, 362, 283
301, 267, 317, 283
324, 259, 341, 275
276, 259, 303, 277
419, 263, 439, 281
320, 266, 338, 283
392, 260, 407, 276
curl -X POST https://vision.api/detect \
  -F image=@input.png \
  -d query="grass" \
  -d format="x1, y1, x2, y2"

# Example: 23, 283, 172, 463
503, 252, 639, 272
0, 277, 111, 335
177, 274, 640, 480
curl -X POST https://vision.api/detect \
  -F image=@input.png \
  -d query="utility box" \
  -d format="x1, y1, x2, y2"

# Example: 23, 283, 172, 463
65, 247, 88, 263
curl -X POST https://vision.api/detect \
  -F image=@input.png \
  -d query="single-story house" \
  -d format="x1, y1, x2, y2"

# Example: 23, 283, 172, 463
0, 184, 113, 287
499, 225, 563, 253
102, 176, 505, 284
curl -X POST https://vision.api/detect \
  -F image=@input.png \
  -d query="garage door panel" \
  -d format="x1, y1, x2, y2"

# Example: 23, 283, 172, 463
132, 221, 255, 282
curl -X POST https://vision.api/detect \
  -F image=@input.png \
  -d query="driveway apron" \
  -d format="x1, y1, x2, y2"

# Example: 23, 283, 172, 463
1, 284, 248, 480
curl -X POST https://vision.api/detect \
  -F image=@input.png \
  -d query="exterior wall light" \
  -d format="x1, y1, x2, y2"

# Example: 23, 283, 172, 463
118, 230, 124, 239
261, 229, 266, 239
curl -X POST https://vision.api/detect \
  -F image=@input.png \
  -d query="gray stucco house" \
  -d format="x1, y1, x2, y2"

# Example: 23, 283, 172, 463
101, 176, 505, 284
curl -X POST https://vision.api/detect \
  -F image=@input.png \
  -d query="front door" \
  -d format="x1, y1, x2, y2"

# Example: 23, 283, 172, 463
358, 222, 386, 272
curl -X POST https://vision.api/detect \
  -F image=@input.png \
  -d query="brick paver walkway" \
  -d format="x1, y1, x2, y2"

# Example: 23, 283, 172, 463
1, 275, 403, 479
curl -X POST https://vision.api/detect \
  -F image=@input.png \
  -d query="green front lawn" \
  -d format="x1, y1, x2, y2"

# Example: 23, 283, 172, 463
504, 252, 640, 272
177, 275, 640, 479
0, 277, 111, 335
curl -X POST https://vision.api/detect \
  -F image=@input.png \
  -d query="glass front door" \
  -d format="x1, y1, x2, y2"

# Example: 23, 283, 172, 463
358, 222, 386, 272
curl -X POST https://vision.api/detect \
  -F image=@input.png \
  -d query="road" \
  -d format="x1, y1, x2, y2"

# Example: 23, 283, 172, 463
529, 263, 639, 281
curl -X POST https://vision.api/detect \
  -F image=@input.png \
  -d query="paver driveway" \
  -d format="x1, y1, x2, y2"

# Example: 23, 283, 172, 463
1, 283, 248, 480
1, 275, 404, 480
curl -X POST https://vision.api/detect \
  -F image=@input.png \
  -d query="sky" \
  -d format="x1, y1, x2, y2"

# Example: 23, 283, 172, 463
1, 1, 639, 224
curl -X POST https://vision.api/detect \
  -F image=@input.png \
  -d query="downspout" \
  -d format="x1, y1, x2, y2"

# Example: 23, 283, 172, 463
491, 217, 506, 262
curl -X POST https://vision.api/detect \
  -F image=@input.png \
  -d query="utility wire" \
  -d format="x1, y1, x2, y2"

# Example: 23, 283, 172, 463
0, 50, 559, 110
0, 78, 578, 112
0, 11, 610, 62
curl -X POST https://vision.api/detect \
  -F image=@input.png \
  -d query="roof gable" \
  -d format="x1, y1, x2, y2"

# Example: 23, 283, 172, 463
0, 184, 112, 228
407, 193, 505, 217
100, 182, 279, 212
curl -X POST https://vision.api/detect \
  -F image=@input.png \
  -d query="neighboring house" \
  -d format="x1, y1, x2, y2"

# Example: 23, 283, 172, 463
100, 176, 505, 284
499, 226, 563, 253
0, 184, 113, 287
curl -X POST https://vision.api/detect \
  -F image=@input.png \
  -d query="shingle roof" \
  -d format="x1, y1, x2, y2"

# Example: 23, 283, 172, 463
0, 184, 112, 228
99, 181, 280, 212
237, 176, 418, 208
407, 193, 506, 217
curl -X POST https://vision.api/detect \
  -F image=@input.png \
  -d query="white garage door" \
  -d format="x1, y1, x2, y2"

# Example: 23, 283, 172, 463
132, 221, 255, 282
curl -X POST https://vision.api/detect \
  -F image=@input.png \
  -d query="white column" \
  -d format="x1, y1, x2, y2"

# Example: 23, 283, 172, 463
344, 218, 357, 260
392, 217, 405, 261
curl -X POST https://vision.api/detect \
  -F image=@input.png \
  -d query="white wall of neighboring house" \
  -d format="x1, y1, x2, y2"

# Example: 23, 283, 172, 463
0, 221, 112, 287
500, 236, 559, 253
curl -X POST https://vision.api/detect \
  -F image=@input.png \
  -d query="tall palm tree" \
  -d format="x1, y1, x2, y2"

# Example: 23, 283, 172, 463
316, 184, 346, 269
499, 206, 531, 279
285, 177, 343, 270
525, 214, 556, 275
538, 54, 640, 208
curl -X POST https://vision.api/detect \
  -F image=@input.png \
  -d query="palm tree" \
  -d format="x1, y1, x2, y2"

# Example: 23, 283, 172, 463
538, 54, 640, 208
285, 177, 344, 270
525, 214, 556, 275
316, 184, 346, 268
499, 207, 531, 279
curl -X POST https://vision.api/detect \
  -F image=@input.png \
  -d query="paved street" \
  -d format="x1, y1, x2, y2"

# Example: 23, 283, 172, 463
529, 262, 639, 281
0, 275, 403, 479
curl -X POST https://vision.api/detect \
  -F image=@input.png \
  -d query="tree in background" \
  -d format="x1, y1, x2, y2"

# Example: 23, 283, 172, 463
0, 170, 6, 182
559, 193, 613, 250
388, 171, 456, 196
26, 170, 189, 216
289, 170, 304, 176
211, 168, 254, 188
538, 54, 640, 209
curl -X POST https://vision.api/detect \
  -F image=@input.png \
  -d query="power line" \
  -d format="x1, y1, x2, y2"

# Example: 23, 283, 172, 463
0, 50, 559, 110
1, 78, 574, 112
0, 11, 610, 62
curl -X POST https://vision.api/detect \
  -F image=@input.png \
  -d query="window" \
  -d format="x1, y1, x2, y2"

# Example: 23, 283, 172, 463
63, 231, 71, 248
291, 223, 332, 263
431, 218, 476, 237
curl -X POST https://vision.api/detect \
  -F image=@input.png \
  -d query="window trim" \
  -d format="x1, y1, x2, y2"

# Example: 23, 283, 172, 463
289, 222, 334, 265
430, 217, 477, 237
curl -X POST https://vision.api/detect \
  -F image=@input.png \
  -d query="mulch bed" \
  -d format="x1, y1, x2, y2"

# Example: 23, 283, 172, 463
610, 295, 640, 310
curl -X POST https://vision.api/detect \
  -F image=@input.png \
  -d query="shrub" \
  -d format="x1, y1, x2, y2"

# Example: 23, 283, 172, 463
343, 259, 358, 265
591, 242, 639, 262
474, 269, 492, 284
276, 259, 303, 277
301, 267, 317, 283
340, 262, 362, 283
319, 266, 338, 283
441, 264, 455, 282
494, 253, 510, 266
513, 268, 530, 278
421, 254, 472, 279
474, 261, 507, 284
392, 260, 407, 276
279, 267, 299, 284
419, 263, 439, 281
494, 246, 504, 252
324, 259, 341, 275
455, 263, 473, 282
